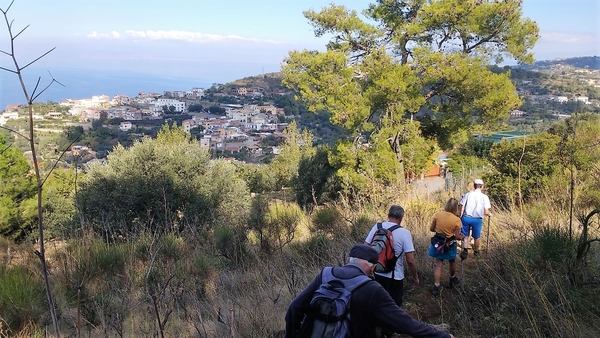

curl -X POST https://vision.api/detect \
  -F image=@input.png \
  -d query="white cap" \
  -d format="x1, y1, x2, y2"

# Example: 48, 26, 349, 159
474, 179, 484, 185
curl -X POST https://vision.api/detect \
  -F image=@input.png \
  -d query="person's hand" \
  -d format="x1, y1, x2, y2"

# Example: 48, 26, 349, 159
411, 277, 420, 288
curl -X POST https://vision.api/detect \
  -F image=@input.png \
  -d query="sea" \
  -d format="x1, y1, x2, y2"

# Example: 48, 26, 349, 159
0, 67, 216, 109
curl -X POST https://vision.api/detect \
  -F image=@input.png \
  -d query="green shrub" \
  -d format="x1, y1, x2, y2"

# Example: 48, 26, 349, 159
159, 233, 185, 260
0, 265, 46, 331
215, 224, 248, 265
350, 214, 375, 242
289, 233, 335, 267
528, 226, 575, 269
86, 241, 126, 278
248, 199, 304, 254
310, 206, 346, 237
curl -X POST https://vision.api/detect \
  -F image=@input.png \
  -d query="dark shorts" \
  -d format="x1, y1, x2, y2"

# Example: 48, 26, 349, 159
461, 216, 483, 239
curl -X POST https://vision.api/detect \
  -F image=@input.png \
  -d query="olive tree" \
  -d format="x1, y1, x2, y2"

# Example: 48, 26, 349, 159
77, 124, 251, 237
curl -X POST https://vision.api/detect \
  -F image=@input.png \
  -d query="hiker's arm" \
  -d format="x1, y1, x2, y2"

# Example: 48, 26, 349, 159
429, 217, 437, 232
485, 208, 492, 217
453, 226, 464, 240
369, 287, 451, 338
484, 196, 492, 217
284, 273, 321, 338
405, 252, 419, 287
460, 204, 465, 217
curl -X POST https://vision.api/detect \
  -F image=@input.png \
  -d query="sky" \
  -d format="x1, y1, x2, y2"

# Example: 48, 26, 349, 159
0, 0, 598, 107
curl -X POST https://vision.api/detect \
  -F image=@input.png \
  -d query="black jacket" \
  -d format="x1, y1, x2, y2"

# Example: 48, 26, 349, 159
285, 264, 451, 338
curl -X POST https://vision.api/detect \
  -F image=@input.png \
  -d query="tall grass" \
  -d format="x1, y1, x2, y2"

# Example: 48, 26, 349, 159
0, 265, 46, 332
2, 194, 599, 337
432, 210, 600, 338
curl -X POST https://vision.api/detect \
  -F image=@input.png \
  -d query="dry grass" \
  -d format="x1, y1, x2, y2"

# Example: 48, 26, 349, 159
1, 190, 599, 337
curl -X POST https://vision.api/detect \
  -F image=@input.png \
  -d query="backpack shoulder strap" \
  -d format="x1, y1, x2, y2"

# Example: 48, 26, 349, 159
327, 267, 371, 292
388, 224, 401, 232
321, 266, 334, 284
342, 274, 371, 293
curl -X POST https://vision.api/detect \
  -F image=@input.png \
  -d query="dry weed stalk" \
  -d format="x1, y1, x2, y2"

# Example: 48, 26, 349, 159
0, 1, 66, 336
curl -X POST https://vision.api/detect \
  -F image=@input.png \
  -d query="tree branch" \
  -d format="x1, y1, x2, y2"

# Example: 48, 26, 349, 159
41, 137, 81, 187
21, 47, 55, 71
0, 125, 31, 141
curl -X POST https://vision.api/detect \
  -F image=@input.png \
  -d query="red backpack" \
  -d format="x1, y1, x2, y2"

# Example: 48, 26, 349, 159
369, 223, 401, 273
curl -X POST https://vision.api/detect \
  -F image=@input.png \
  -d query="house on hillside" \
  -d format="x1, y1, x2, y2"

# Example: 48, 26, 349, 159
113, 94, 131, 105
573, 96, 589, 104
4, 104, 22, 112
1, 111, 19, 120
47, 112, 63, 119
257, 105, 277, 115
510, 109, 527, 116
199, 136, 211, 150
120, 121, 133, 131
554, 96, 568, 103
182, 119, 196, 133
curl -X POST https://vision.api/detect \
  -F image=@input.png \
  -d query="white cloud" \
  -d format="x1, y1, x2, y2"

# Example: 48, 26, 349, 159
540, 31, 599, 45
86, 31, 122, 39
86, 30, 283, 44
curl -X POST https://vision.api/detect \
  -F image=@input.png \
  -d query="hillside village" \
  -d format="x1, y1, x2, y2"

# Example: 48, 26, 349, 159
0, 75, 297, 163
1, 58, 600, 166
510, 59, 600, 119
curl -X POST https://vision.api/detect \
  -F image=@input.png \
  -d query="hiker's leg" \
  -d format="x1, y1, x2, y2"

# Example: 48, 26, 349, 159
449, 259, 457, 277
461, 221, 470, 249
473, 238, 480, 252
374, 275, 404, 337
434, 259, 443, 285
374, 274, 404, 307
471, 219, 483, 252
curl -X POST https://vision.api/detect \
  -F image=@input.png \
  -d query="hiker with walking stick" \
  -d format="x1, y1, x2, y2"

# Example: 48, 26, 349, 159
459, 179, 492, 259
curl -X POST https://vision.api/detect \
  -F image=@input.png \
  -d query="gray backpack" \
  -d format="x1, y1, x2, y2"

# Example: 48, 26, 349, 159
298, 267, 370, 338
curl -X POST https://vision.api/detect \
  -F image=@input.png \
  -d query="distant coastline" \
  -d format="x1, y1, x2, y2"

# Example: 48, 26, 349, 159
0, 68, 214, 109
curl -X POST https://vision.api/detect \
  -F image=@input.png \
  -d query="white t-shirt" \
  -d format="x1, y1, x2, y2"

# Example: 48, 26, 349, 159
460, 189, 491, 218
364, 221, 415, 280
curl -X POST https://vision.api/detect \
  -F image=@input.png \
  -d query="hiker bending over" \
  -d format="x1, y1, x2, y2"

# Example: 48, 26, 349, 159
428, 198, 465, 296
364, 205, 418, 308
284, 244, 454, 338
459, 179, 492, 259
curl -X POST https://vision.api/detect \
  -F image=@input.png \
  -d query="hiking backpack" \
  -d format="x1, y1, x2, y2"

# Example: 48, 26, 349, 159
369, 223, 401, 274
298, 267, 371, 338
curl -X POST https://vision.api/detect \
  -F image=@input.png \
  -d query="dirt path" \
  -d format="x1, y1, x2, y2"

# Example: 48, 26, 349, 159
411, 176, 446, 196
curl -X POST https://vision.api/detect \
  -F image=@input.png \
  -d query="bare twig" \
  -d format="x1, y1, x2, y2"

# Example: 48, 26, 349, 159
41, 137, 81, 187
0, 125, 31, 141
0, 141, 13, 154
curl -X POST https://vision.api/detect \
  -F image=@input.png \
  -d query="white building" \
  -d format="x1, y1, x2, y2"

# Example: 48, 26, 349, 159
119, 121, 133, 131
155, 98, 185, 113
1, 111, 19, 120
554, 96, 568, 103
